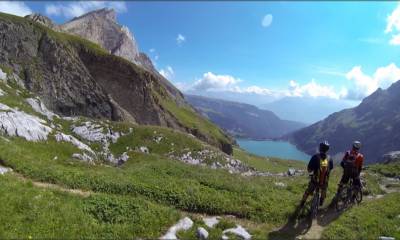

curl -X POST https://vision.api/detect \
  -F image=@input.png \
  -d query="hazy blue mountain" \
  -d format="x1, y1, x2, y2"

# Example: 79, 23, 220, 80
186, 95, 307, 139
288, 80, 400, 164
262, 97, 358, 124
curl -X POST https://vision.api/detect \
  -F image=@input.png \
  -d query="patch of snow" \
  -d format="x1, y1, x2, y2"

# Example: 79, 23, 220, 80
197, 227, 209, 239
160, 217, 194, 240
0, 166, 12, 175
26, 98, 58, 120
203, 216, 220, 228
55, 132, 95, 155
0, 103, 52, 141
222, 225, 251, 240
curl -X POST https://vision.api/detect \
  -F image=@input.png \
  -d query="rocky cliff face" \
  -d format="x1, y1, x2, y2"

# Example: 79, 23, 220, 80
0, 11, 233, 154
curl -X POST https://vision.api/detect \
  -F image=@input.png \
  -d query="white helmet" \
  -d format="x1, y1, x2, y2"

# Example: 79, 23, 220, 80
353, 141, 361, 150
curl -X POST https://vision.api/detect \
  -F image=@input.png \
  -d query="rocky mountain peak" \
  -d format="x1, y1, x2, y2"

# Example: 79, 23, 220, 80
25, 13, 60, 30
70, 8, 116, 23
61, 8, 140, 64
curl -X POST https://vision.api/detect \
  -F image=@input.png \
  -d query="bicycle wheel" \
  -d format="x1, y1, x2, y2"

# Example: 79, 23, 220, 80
335, 189, 347, 212
310, 192, 319, 219
354, 187, 363, 204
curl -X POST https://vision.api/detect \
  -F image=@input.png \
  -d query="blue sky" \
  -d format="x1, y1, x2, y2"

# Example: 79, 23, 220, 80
1, 1, 400, 107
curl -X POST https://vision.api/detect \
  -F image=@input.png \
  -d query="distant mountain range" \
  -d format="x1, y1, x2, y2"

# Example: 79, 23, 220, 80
262, 97, 357, 124
186, 95, 306, 140
288, 80, 400, 164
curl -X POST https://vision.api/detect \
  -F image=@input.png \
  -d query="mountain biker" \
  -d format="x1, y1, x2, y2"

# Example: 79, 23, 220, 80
335, 141, 364, 197
300, 141, 334, 207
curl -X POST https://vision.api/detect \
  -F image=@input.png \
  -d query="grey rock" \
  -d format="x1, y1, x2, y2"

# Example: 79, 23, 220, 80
196, 227, 209, 239
61, 8, 140, 65
0, 103, 52, 141
378, 237, 395, 240
139, 146, 149, 154
0, 166, 12, 175
26, 98, 58, 120
161, 217, 194, 240
25, 13, 61, 31
203, 216, 220, 228
222, 225, 251, 240
72, 153, 93, 163
288, 168, 296, 176
0, 68, 6, 80
275, 182, 286, 188
55, 132, 95, 155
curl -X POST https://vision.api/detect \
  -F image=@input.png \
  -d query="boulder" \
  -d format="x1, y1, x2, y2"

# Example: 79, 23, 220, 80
0, 103, 52, 141
26, 98, 58, 120
203, 216, 220, 228
160, 217, 193, 240
55, 132, 95, 155
196, 227, 209, 239
222, 225, 251, 240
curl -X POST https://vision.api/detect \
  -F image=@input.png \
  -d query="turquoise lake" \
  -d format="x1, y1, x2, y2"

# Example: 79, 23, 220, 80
236, 139, 311, 162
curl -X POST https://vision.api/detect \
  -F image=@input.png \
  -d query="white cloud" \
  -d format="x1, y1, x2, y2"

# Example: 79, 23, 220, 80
261, 14, 273, 28
0, 1, 32, 16
389, 34, 400, 45
345, 63, 400, 99
385, 4, 400, 45
159, 66, 174, 80
149, 48, 156, 53
45, 1, 127, 18
287, 79, 342, 99
192, 72, 241, 91
176, 34, 186, 45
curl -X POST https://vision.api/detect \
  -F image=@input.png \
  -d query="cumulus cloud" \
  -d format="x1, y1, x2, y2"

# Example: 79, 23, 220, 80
176, 34, 186, 45
45, 1, 127, 18
0, 1, 32, 16
261, 14, 273, 28
345, 63, 400, 99
192, 72, 241, 91
385, 4, 400, 45
159, 66, 174, 80
287, 80, 343, 99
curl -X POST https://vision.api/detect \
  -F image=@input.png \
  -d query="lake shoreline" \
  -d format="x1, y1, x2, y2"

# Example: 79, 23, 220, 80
236, 138, 311, 162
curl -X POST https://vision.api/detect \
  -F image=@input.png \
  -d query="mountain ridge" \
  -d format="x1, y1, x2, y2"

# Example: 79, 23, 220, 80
186, 94, 306, 139
288, 80, 400, 163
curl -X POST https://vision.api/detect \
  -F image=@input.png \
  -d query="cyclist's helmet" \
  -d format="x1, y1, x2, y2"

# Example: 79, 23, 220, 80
353, 141, 361, 150
319, 141, 330, 153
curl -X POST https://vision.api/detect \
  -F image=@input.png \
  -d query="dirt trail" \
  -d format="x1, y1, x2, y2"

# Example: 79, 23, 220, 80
270, 176, 400, 240
13, 172, 92, 197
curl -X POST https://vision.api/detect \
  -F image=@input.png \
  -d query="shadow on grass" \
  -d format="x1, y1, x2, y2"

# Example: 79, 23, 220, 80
267, 200, 345, 240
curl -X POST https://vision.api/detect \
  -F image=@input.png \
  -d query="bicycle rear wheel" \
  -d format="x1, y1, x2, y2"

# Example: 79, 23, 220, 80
310, 192, 319, 219
354, 187, 363, 204
335, 190, 347, 212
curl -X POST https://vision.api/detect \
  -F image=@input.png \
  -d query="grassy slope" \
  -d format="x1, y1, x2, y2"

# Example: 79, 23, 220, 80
322, 193, 400, 240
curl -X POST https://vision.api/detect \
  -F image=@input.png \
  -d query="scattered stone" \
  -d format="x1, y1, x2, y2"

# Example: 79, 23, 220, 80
53, 156, 58, 160
26, 98, 58, 120
115, 152, 129, 165
288, 168, 296, 176
55, 132, 95, 155
0, 166, 12, 175
197, 227, 209, 239
379, 237, 395, 240
0, 103, 52, 141
222, 225, 251, 240
221, 235, 229, 240
161, 217, 194, 240
72, 153, 93, 163
203, 216, 220, 228
382, 151, 400, 164
72, 122, 106, 142
154, 136, 163, 144
275, 182, 286, 188
139, 146, 149, 154
0, 88, 5, 96
0, 68, 6, 80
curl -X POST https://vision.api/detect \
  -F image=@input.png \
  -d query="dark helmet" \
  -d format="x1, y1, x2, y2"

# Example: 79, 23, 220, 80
319, 141, 330, 153
353, 141, 361, 150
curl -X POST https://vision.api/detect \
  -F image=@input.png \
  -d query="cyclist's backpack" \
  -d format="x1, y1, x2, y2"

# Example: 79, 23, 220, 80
318, 157, 329, 184
343, 151, 358, 169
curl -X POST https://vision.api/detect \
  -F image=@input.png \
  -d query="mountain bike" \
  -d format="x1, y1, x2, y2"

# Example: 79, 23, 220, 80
335, 177, 363, 212
310, 184, 320, 220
